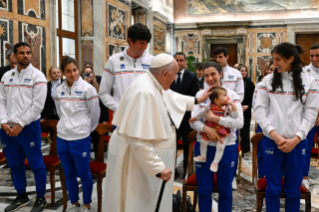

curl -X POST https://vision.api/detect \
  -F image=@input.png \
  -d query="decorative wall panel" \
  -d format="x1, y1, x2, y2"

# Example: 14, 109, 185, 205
81, 0, 94, 36
175, 30, 202, 61
19, 22, 46, 75
0, 18, 13, 67
108, 43, 125, 58
18, 0, 45, 20
0, 0, 12, 12
182, 34, 200, 55
81, 40, 94, 68
107, 3, 126, 41
257, 56, 272, 80
256, 33, 276, 54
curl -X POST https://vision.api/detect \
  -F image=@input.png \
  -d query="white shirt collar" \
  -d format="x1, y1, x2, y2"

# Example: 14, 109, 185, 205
51, 79, 61, 85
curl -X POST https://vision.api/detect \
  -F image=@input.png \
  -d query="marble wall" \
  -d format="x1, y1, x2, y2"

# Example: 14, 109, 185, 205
153, 17, 166, 55
0, 0, 50, 76
175, 30, 202, 62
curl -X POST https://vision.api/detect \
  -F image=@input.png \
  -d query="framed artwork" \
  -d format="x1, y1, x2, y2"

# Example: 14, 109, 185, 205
108, 43, 126, 57
108, 3, 126, 41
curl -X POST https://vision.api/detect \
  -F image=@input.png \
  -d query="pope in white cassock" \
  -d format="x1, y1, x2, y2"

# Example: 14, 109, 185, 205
102, 53, 211, 212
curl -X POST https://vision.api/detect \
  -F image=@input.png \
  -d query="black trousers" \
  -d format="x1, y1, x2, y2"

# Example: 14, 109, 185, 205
176, 126, 192, 177
240, 110, 252, 154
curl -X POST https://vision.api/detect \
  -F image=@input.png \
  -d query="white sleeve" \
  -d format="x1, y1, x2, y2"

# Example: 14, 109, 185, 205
86, 87, 101, 132
54, 89, 62, 118
254, 80, 274, 134
296, 82, 318, 140
194, 103, 209, 120
218, 94, 243, 129
19, 74, 47, 127
0, 76, 8, 124
126, 136, 166, 177
98, 59, 118, 111
252, 85, 258, 108
190, 92, 206, 132
235, 73, 245, 102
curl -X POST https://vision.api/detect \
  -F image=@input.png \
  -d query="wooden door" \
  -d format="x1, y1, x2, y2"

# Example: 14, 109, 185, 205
296, 34, 319, 65
211, 44, 238, 68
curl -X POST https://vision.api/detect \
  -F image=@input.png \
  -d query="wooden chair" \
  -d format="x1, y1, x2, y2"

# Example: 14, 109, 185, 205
251, 133, 311, 212
24, 120, 65, 207
41, 131, 51, 145
62, 123, 113, 212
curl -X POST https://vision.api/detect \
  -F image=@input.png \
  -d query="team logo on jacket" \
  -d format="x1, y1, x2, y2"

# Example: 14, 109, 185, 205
228, 75, 234, 79
307, 69, 311, 73
142, 64, 150, 69
9, 78, 13, 83
303, 84, 305, 87
75, 91, 83, 96
82, 152, 87, 157
265, 149, 273, 155
61, 91, 65, 96
24, 78, 31, 83
120, 64, 126, 69
120, 56, 124, 61
11, 72, 15, 77
302, 149, 306, 155
30, 142, 35, 147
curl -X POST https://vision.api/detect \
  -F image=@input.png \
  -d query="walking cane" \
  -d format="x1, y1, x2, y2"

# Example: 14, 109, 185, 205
155, 173, 166, 212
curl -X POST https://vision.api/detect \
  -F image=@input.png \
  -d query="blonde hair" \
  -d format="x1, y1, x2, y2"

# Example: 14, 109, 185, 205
81, 65, 99, 92
48, 66, 62, 79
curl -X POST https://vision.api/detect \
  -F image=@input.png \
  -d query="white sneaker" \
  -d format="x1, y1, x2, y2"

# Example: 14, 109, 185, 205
78, 206, 91, 212
232, 177, 237, 190
302, 179, 309, 190
66, 204, 81, 212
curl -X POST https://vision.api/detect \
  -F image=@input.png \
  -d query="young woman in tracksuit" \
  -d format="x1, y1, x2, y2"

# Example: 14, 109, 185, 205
55, 56, 100, 211
190, 60, 243, 212
252, 61, 275, 179
254, 43, 318, 212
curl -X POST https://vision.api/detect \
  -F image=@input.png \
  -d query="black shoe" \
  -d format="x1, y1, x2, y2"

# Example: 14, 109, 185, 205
30, 197, 47, 212
4, 195, 30, 212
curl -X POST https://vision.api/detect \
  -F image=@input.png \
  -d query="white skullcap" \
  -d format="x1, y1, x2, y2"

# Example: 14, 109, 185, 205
150, 53, 174, 68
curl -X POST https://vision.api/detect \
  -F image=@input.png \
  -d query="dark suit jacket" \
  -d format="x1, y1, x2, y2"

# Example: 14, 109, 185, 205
96, 75, 102, 84
41, 80, 63, 120
197, 77, 204, 89
0, 65, 11, 81
242, 77, 255, 124
170, 70, 199, 130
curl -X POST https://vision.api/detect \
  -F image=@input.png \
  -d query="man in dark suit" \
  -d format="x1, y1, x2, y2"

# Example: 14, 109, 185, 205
195, 62, 204, 89
170, 52, 199, 177
41, 66, 63, 120
0, 52, 17, 80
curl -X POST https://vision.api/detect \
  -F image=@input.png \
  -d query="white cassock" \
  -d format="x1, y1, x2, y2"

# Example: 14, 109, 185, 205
102, 72, 195, 212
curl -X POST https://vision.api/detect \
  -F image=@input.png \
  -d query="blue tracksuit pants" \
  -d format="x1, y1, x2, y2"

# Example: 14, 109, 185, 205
303, 126, 319, 176
263, 136, 306, 212
0, 119, 46, 196
195, 141, 236, 212
256, 124, 264, 178
57, 136, 93, 205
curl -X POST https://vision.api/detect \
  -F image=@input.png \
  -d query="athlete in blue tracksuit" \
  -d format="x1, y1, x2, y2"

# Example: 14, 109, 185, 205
302, 44, 319, 189
0, 42, 48, 212
190, 60, 244, 212
254, 43, 318, 212
54, 56, 100, 211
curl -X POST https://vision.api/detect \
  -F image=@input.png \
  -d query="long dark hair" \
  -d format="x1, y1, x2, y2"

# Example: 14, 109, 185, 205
270, 42, 305, 104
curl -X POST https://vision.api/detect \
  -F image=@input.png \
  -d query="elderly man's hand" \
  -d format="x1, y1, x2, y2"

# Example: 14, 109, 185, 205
158, 167, 172, 182
197, 86, 214, 104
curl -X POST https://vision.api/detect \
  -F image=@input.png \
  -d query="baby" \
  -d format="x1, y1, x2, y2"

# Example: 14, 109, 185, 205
189, 86, 238, 172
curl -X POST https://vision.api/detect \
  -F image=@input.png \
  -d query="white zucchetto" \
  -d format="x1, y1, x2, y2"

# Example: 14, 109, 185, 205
150, 53, 174, 68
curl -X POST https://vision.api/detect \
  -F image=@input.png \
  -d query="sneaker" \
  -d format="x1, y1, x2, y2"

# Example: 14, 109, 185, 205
232, 177, 237, 190
242, 153, 250, 160
78, 206, 91, 212
302, 179, 309, 190
30, 197, 47, 212
4, 195, 30, 212
66, 204, 81, 212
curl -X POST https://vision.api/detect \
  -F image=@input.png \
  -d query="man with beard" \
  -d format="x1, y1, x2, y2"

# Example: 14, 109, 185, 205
0, 42, 47, 212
